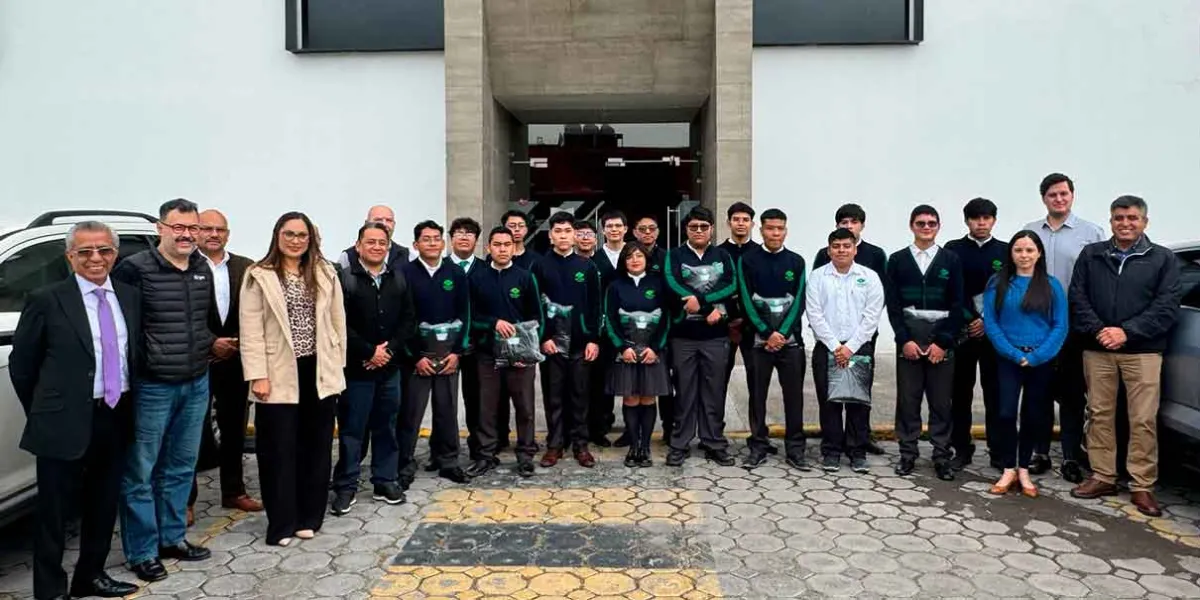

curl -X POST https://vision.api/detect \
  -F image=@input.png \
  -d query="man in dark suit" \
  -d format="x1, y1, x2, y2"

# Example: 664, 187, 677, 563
11, 221, 141, 599
188, 210, 262, 519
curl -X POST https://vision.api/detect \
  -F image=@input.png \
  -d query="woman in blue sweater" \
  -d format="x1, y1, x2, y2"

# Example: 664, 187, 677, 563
604, 242, 672, 467
983, 231, 1069, 498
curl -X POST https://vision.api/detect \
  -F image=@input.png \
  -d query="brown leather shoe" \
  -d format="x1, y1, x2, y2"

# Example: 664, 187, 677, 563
186, 506, 195, 527
1070, 477, 1120, 499
575, 450, 596, 468
222, 494, 265, 512
1130, 491, 1163, 517
539, 448, 563, 468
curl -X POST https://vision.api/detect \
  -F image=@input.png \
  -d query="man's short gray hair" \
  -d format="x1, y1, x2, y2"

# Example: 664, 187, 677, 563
66, 221, 119, 251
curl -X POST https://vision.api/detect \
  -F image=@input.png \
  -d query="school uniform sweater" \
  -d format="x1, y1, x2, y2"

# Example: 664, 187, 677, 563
664, 243, 737, 341
719, 239, 761, 324
813, 240, 888, 278
885, 246, 965, 348
468, 263, 545, 353
944, 236, 1009, 320
645, 245, 667, 275
983, 275, 1069, 366
401, 259, 472, 355
736, 246, 807, 340
593, 245, 622, 289
604, 272, 672, 353
531, 250, 603, 348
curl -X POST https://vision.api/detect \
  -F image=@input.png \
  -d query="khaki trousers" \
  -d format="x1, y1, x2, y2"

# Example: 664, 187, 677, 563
1082, 350, 1162, 491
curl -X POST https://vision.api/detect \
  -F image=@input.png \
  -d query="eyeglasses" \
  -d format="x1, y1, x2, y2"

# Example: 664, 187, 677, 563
576, 232, 596, 240
73, 246, 116, 258
506, 223, 528, 231
451, 231, 476, 239
360, 239, 390, 248
160, 222, 201, 235
417, 236, 443, 244
603, 224, 626, 230
281, 231, 310, 241
198, 226, 228, 234
913, 220, 940, 229
636, 225, 658, 233
686, 223, 712, 232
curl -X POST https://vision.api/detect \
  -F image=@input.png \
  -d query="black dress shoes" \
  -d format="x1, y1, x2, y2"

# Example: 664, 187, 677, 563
159, 540, 211, 562
438, 467, 472, 484
129, 558, 168, 582
465, 458, 495, 478
895, 458, 916, 476
71, 573, 140, 598
1061, 460, 1085, 484
1028, 454, 1052, 475
704, 449, 735, 467
612, 431, 631, 448
864, 440, 886, 455
935, 463, 956, 481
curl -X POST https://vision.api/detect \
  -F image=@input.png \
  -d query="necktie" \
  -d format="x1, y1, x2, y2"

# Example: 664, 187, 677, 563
94, 289, 122, 408
458, 260, 468, 269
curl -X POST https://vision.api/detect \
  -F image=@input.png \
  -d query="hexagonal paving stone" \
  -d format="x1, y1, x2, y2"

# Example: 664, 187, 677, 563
280, 552, 333, 573
1140, 574, 1200, 597
202, 573, 259, 596
475, 571, 528, 595
862, 573, 919, 597
917, 573, 975, 596
847, 552, 901, 574
1027, 573, 1090, 597
1085, 574, 1148, 598
750, 571, 806, 597
1112, 557, 1166, 575
582, 572, 637, 595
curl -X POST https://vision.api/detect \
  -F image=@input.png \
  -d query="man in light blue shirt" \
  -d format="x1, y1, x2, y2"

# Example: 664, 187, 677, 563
1022, 172, 1106, 483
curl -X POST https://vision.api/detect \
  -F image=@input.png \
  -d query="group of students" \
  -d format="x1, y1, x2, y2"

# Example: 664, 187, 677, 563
11, 170, 1182, 598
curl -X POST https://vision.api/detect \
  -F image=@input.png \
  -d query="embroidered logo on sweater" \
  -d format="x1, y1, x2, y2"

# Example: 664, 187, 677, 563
574, 271, 585, 283
992, 259, 1003, 272
938, 268, 950, 280
784, 270, 795, 282
442, 279, 455, 291
509, 287, 521, 299
644, 289, 656, 300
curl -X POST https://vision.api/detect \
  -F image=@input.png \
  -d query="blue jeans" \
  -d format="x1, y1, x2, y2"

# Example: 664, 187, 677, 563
995, 358, 1052, 469
119, 373, 209, 563
332, 373, 401, 491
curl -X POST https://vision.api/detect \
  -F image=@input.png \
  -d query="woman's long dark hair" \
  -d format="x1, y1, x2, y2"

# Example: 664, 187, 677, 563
257, 211, 326, 294
993, 230, 1053, 316
616, 241, 651, 277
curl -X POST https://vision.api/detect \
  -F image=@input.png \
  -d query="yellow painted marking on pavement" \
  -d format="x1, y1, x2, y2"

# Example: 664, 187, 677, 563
373, 566, 721, 599
423, 487, 696, 524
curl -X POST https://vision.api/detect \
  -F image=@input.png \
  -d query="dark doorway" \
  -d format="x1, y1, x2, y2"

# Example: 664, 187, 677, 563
521, 123, 696, 253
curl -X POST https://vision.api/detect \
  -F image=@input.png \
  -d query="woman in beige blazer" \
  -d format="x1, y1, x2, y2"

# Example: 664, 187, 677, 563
239, 212, 346, 547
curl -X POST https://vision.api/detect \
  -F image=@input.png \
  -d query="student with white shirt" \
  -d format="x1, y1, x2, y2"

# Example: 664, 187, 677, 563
885, 205, 965, 481
447, 217, 489, 463
808, 228, 886, 475
590, 210, 628, 446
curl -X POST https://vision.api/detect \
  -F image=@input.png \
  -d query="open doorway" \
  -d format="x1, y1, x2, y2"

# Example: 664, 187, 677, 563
520, 123, 698, 253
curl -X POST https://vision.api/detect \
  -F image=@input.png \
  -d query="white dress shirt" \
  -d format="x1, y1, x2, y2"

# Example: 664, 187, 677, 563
805, 263, 885, 353
687, 242, 708, 260
205, 251, 231, 325
602, 243, 624, 267
629, 272, 646, 287
451, 253, 477, 272
422, 258, 443, 278
75, 274, 130, 397
909, 243, 940, 275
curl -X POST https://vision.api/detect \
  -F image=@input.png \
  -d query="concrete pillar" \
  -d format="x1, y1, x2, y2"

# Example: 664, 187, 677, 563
709, 0, 753, 243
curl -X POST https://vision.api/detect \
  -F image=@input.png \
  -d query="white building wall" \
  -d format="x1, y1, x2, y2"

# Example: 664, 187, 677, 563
754, 0, 1200, 266
0, 0, 446, 257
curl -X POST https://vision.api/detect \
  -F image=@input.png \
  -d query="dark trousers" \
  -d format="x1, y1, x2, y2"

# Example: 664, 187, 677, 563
895, 352, 955, 463
254, 357, 336, 545
951, 337, 999, 455
399, 371, 462, 478
587, 347, 616, 439
332, 372, 400, 491
541, 354, 591, 451
815, 342, 873, 460
461, 353, 483, 460
1035, 336, 1087, 462
670, 338, 730, 452
190, 360, 251, 505
33, 399, 129, 600
477, 354, 537, 459
748, 344, 806, 455
722, 329, 756, 394
995, 357, 1053, 469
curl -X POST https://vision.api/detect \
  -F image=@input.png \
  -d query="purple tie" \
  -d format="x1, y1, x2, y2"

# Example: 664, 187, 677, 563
94, 289, 121, 408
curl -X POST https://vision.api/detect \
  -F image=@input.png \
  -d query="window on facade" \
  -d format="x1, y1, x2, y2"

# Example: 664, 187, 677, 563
753, 0, 923, 46
287, 0, 445, 53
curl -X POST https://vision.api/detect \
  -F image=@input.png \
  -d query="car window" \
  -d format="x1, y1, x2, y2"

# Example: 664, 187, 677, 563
1174, 249, 1200, 310
0, 234, 156, 314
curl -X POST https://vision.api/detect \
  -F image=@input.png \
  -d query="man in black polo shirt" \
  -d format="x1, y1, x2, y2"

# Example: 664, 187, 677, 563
465, 227, 545, 478
664, 207, 738, 467
886, 205, 964, 481
943, 198, 1007, 471
532, 213, 602, 468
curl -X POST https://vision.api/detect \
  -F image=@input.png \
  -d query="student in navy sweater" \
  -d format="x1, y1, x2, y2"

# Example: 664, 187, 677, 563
664, 207, 738, 467
501, 210, 541, 271
396, 221, 472, 488
885, 205, 965, 481
604, 242, 672, 467
588, 210, 629, 447
631, 214, 673, 442
531, 212, 603, 469
811, 203, 889, 457
737, 209, 807, 470
983, 231, 1068, 499
719, 202, 762, 412
465, 227, 545, 478
446, 217, 493, 463
943, 198, 1008, 471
